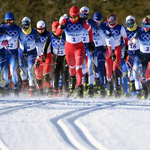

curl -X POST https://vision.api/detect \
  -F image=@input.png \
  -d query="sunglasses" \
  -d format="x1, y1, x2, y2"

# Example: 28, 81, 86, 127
37, 28, 45, 31
127, 23, 134, 27
71, 16, 78, 20
81, 10, 89, 14
5, 20, 14, 24
109, 21, 116, 25
22, 25, 29, 29
142, 23, 150, 28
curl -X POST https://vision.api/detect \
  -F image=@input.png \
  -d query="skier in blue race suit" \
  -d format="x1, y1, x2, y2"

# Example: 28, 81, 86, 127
19, 16, 37, 96
1, 12, 22, 96
0, 27, 11, 96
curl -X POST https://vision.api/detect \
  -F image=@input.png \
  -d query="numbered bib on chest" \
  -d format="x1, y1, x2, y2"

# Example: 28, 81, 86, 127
65, 22, 83, 44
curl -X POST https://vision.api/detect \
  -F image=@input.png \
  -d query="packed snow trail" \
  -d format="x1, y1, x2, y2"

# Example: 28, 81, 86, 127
0, 95, 150, 150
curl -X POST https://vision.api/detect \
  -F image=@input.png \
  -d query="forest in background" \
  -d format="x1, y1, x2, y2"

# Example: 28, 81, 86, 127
0, 0, 150, 31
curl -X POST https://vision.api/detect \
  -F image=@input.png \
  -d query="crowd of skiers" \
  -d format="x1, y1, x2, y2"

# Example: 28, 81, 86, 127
0, 5, 150, 99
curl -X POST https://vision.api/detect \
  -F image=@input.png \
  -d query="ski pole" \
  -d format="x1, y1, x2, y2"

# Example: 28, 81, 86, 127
114, 60, 125, 77
5, 46, 28, 79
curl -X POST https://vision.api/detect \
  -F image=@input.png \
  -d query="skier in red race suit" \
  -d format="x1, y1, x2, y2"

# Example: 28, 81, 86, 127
55, 6, 94, 98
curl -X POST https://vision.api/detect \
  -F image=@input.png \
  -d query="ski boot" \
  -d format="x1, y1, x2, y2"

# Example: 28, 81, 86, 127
114, 87, 121, 97
107, 81, 113, 97
130, 81, 136, 96
78, 85, 83, 98
88, 86, 94, 98
141, 89, 148, 100
4, 84, 10, 96
100, 86, 106, 98
47, 87, 53, 97
70, 75, 76, 93
94, 78, 100, 94
0, 87, 5, 97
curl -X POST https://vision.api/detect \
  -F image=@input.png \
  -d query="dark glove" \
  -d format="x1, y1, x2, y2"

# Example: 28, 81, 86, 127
103, 46, 108, 52
124, 50, 129, 62
23, 52, 28, 60
1, 40, 8, 46
60, 23, 66, 29
89, 41, 95, 52
0, 27, 5, 34
111, 50, 116, 61
36, 61, 40, 68
41, 57, 45, 62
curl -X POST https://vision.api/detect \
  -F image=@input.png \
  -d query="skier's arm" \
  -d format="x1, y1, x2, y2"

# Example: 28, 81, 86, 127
55, 18, 67, 36
121, 26, 128, 49
128, 31, 139, 45
43, 34, 50, 59
83, 20, 93, 43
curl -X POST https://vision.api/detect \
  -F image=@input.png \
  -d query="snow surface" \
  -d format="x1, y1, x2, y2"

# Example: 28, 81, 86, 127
0, 95, 150, 150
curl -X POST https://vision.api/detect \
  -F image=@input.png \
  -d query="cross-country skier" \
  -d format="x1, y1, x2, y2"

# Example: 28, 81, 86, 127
105, 13, 128, 97
19, 16, 37, 96
79, 6, 95, 97
35, 20, 52, 96
55, 6, 94, 98
0, 27, 11, 96
1, 12, 22, 96
129, 15, 150, 99
92, 12, 115, 97
43, 21, 69, 97
125, 15, 142, 97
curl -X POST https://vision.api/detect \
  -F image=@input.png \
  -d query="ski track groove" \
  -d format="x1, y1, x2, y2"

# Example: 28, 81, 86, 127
51, 99, 137, 150
0, 98, 70, 150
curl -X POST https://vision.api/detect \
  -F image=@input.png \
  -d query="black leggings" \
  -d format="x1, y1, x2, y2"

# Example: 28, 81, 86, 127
53, 54, 69, 91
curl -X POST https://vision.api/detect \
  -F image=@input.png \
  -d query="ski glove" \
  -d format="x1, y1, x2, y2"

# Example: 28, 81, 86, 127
103, 46, 109, 57
111, 50, 116, 61
36, 61, 40, 68
1, 40, 8, 46
23, 52, 28, 60
41, 57, 45, 62
89, 41, 95, 52
60, 23, 66, 29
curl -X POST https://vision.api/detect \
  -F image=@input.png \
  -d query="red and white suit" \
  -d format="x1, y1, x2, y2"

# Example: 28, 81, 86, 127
56, 17, 93, 86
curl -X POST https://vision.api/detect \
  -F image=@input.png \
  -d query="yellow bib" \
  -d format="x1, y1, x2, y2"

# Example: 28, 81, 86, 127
127, 23, 137, 31
22, 25, 32, 35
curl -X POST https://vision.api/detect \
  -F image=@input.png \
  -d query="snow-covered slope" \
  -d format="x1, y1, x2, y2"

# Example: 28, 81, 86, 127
0, 95, 150, 150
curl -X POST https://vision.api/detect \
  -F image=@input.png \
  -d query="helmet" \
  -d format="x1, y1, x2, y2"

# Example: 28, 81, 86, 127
93, 12, 102, 21
37, 20, 46, 29
79, 6, 89, 20
126, 15, 135, 28
21, 16, 31, 29
5, 12, 14, 21
69, 6, 79, 23
142, 15, 150, 32
107, 13, 117, 28
52, 21, 59, 32
59, 14, 67, 23
69, 6, 79, 17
